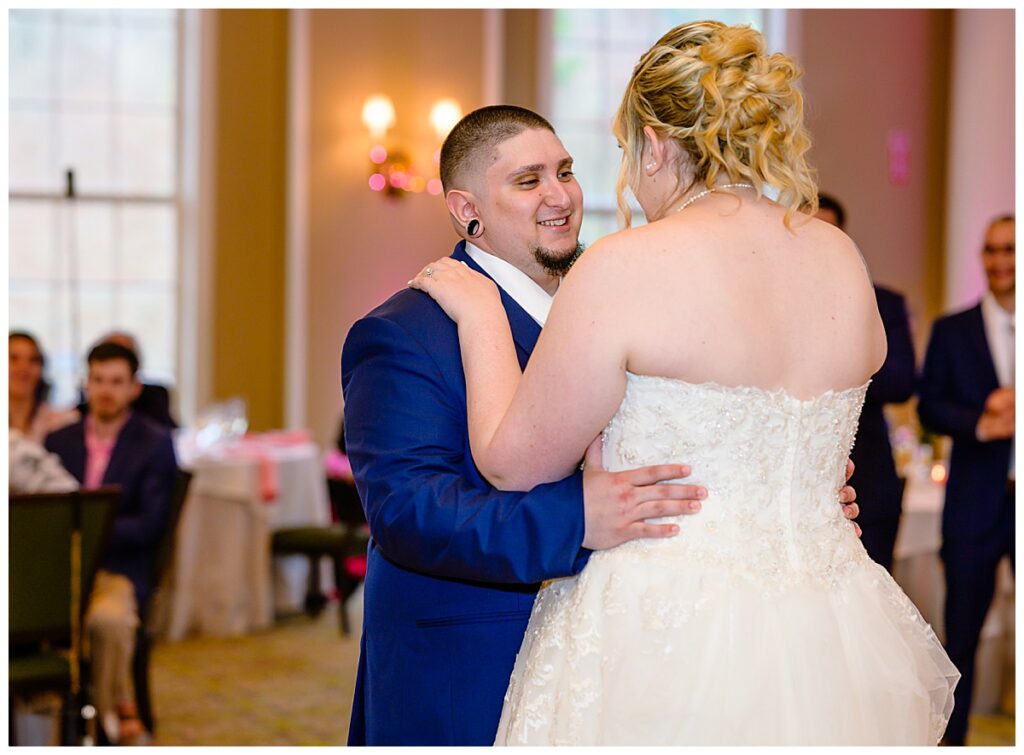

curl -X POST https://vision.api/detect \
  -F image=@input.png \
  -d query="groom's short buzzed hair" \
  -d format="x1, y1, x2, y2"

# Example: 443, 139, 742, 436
440, 105, 555, 194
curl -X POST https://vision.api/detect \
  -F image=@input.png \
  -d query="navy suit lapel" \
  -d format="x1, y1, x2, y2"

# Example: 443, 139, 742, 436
451, 243, 543, 367
65, 422, 88, 482
103, 414, 139, 486
966, 304, 1001, 390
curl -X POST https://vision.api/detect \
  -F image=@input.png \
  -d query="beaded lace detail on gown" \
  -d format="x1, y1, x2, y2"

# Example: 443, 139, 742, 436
495, 374, 959, 746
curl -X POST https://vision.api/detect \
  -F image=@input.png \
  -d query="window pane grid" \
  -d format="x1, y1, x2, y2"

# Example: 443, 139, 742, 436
9, 10, 180, 405
550, 10, 765, 246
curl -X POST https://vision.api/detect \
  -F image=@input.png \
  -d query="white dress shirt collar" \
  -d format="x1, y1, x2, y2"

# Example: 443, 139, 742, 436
464, 242, 556, 326
981, 292, 1014, 387
980, 292, 1015, 479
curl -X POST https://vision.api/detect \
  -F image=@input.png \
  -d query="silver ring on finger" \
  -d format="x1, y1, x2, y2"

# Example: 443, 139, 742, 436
424, 266, 434, 278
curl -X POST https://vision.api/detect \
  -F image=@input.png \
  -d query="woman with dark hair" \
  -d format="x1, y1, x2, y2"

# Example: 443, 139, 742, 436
9, 331, 77, 443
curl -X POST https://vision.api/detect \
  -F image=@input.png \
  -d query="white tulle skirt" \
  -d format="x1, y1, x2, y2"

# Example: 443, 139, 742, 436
495, 550, 959, 746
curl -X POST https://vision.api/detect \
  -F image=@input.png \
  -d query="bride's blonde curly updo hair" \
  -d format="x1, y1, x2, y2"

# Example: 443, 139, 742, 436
614, 21, 817, 229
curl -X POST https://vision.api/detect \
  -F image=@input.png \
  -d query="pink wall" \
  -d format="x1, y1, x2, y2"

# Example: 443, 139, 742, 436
798, 9, 952, 352
944, 10, 1015, 311
304, 10, 487, 445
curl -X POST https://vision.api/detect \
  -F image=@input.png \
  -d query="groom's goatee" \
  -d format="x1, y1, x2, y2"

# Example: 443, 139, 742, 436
532, 242, 586, 277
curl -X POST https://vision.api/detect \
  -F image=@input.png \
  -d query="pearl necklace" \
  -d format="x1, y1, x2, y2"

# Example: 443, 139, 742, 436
675, 183, 755, 213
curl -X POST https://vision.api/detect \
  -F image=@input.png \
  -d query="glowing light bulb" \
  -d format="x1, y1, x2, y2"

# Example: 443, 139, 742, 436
429, 98, 462, 140
362, 95, 395, 140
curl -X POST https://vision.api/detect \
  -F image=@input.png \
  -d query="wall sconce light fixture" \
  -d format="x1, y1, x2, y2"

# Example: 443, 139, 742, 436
362, 94, 461, 197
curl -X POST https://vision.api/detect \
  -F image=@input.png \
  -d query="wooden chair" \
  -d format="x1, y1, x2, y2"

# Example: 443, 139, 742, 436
9, 488, 120, 745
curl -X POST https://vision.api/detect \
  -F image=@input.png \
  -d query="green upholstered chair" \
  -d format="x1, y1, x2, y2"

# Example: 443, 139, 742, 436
9, 488, 120, 745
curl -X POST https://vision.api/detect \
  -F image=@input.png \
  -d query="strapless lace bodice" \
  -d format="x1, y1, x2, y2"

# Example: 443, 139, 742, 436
599, 374, 870, 595
496, 373, 958, 746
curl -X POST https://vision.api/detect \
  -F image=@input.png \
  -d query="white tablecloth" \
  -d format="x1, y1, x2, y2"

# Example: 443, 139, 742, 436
163, 439, 331, 641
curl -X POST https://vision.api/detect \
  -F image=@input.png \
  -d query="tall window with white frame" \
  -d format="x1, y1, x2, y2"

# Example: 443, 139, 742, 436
546, 9, 768, 246
9, 9, 181, 406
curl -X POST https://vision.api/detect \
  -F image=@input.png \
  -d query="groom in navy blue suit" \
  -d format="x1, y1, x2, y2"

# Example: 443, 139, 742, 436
342, 106, 862, 745
918, 214, 1015, 745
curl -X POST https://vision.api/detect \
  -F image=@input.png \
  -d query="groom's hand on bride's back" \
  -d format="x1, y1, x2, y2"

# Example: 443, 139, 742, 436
841, 459, 862, 538
580, 436, 706, 551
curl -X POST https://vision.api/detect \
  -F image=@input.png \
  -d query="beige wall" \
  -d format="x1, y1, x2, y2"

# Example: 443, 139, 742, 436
212, 10, 288, 432
304, 10, 488, 446
798, 9, 952, 352
502, 10, 543, 110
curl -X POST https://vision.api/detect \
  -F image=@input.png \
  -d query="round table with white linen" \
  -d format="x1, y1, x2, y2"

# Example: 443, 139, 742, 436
162, 433, 332, 641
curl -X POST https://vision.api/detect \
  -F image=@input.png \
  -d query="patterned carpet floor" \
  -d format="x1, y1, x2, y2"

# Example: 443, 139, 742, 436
149, 604, 1014, 746
150, 610, 357, 746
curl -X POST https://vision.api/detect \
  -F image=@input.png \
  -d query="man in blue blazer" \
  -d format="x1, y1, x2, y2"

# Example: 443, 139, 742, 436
815, 195, 916, 571
342, 106, 862, 745
46, 342, 178, 742
918, 214, 1015, 745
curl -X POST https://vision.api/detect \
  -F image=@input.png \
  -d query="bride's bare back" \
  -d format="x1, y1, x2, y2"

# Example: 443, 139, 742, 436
587, 195, 886, 400
465, 194, 890, 488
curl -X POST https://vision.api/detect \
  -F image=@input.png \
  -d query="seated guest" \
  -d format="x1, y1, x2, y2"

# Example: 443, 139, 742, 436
77, 331, 178, 429
46, 342, 178, 744
9, 331, 78, 443
813, 194, 916, 571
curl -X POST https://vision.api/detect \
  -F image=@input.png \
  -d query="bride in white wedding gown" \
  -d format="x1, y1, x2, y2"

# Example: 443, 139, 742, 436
411, 20, 958, 746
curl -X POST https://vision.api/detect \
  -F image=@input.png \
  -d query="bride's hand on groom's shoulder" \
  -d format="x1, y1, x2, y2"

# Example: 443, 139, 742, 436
409, 257, 502, 324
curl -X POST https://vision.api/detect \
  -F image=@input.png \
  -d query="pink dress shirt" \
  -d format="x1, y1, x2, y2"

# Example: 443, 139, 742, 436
83, 413, 130, 489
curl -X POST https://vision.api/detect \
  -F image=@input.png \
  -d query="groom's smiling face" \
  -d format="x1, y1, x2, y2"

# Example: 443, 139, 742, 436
476, 128, 584, 282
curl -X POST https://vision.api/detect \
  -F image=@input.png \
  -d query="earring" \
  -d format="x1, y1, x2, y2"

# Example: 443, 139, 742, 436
646, 162, 656, 171
467, 218, 483, 238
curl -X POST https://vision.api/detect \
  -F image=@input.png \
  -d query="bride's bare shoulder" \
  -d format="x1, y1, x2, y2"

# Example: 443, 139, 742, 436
565, 226, 638, 275
788, 213, 869, 275
572, 221, 687, 267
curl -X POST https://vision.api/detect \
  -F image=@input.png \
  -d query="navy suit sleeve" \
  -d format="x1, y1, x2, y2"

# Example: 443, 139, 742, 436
867, 291, 915, 405
917, 319, 983, 440
110, 432, 178, 548
342, 313, 590, 584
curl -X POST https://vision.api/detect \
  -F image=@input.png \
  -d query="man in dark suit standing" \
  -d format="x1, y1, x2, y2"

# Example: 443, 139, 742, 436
815, 194, 916, 570
46, 342, 178, 744
918, 214, 1015, 746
